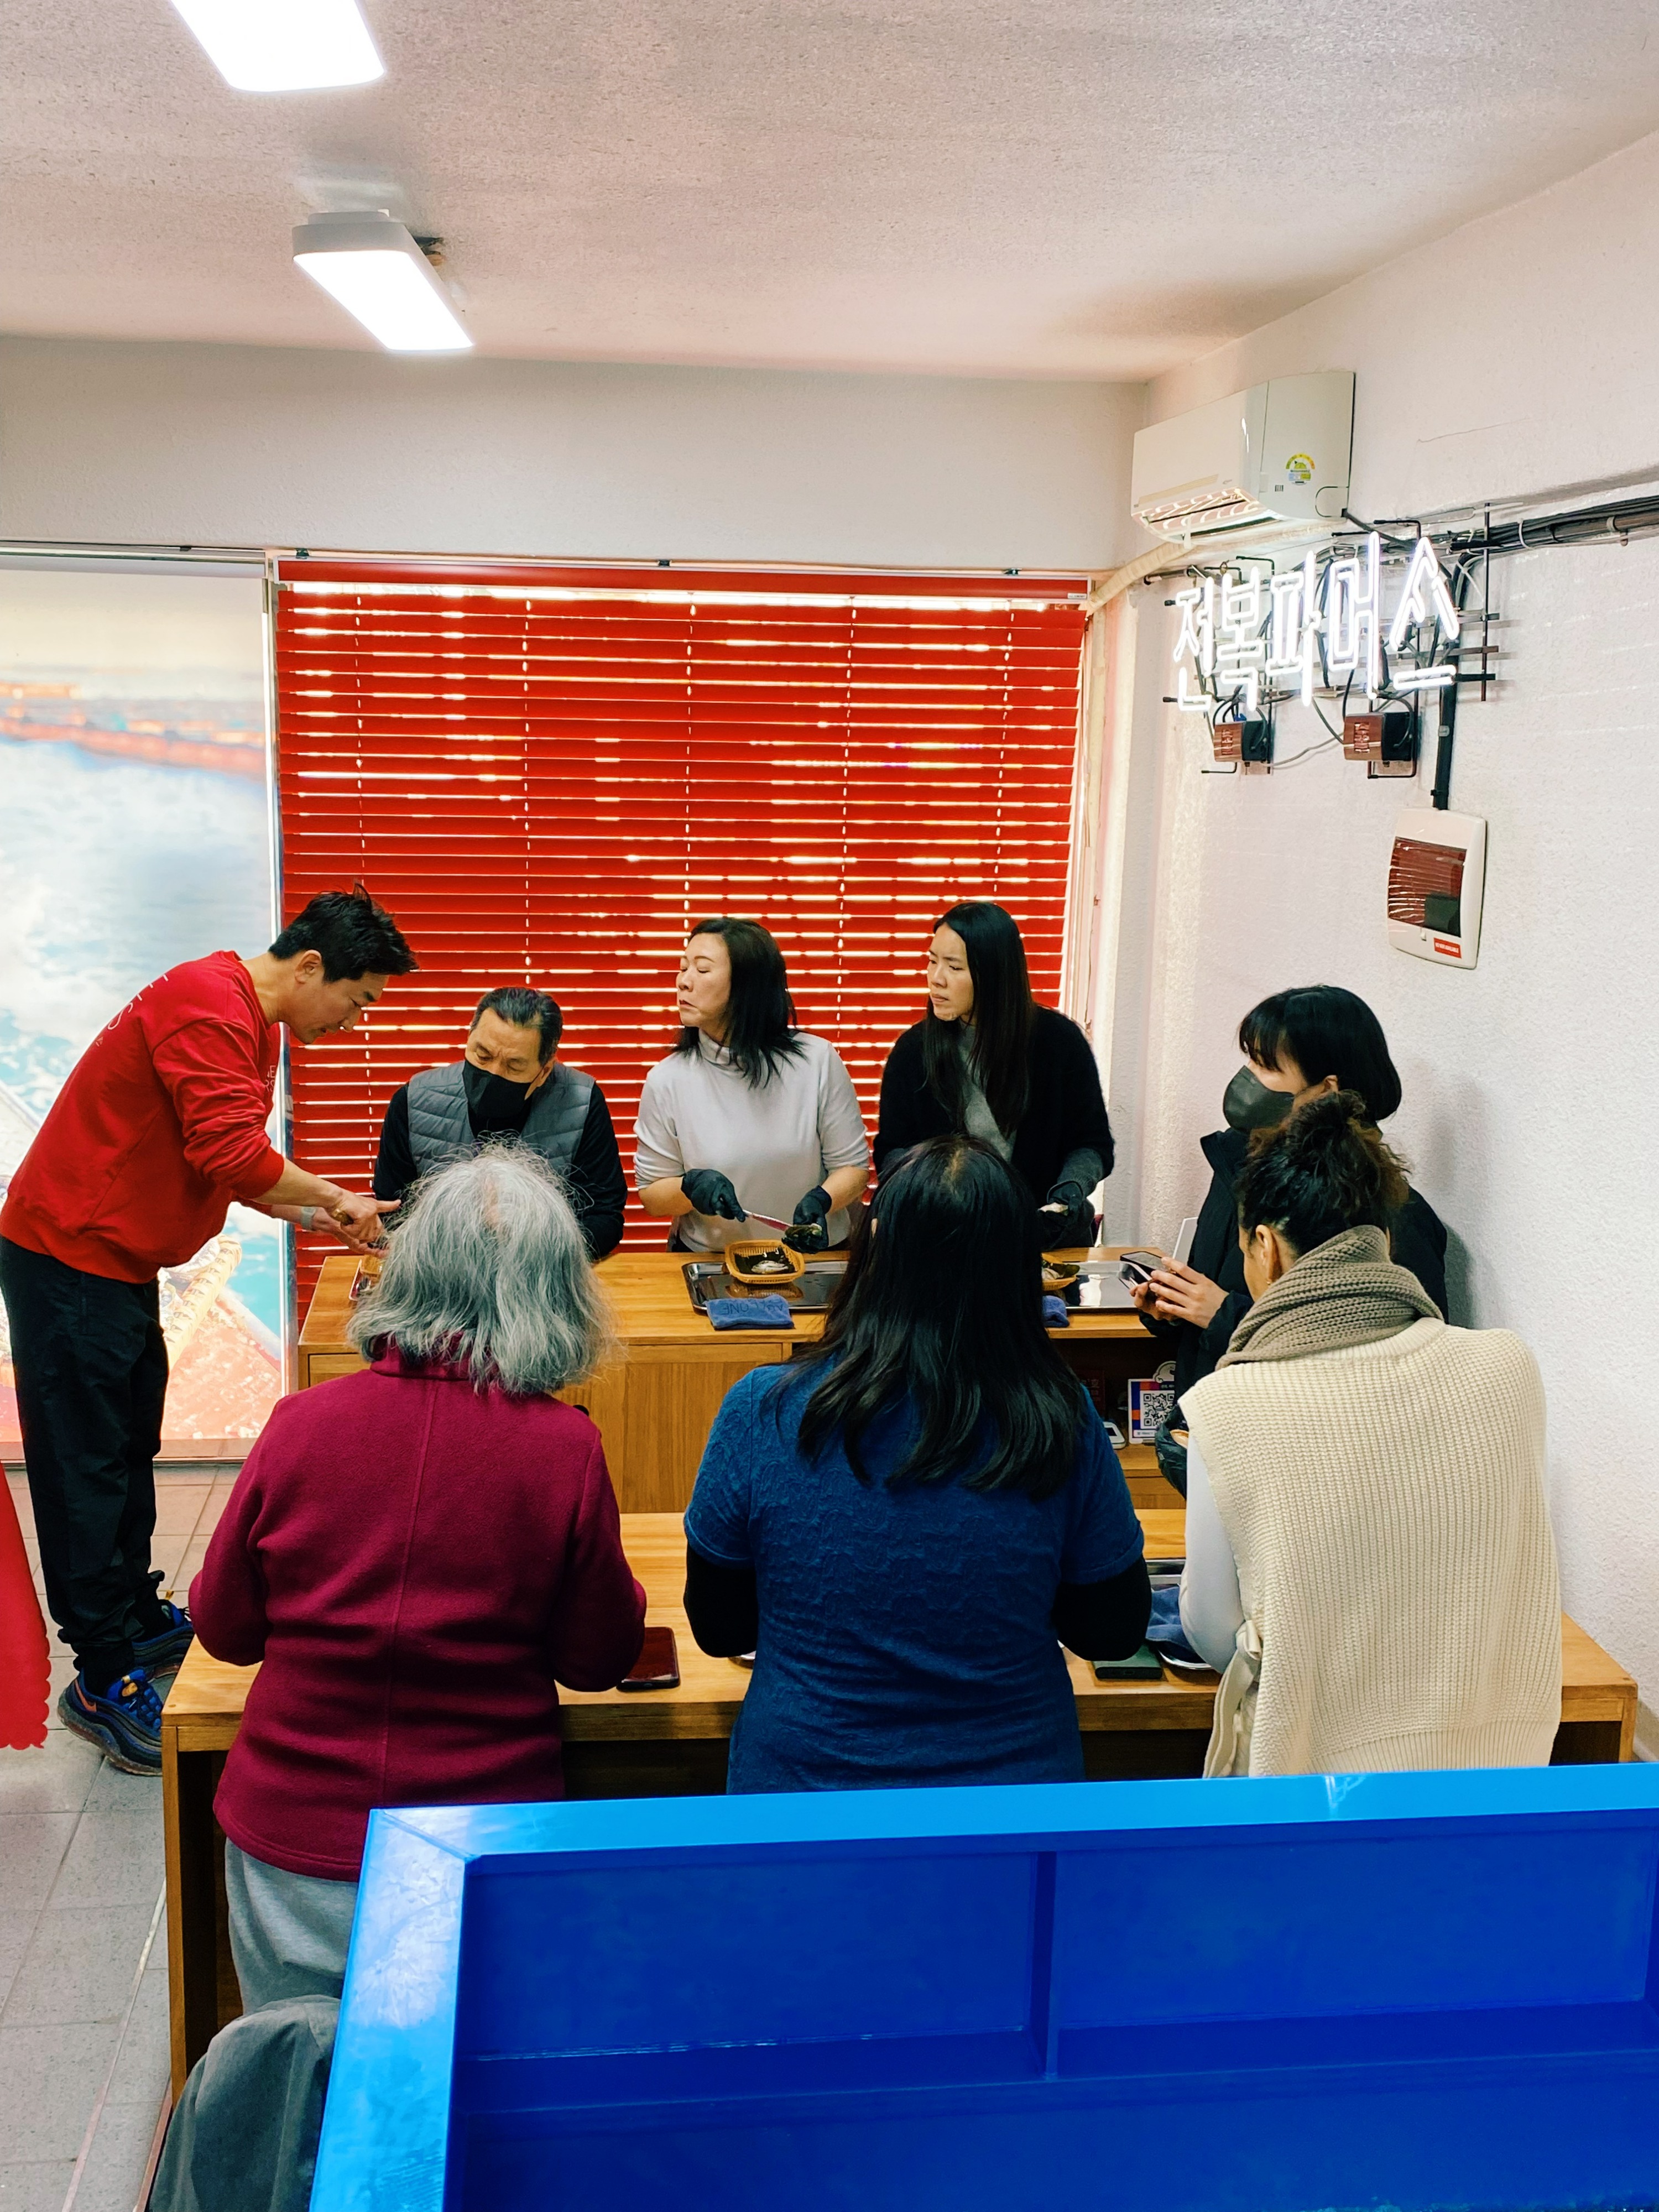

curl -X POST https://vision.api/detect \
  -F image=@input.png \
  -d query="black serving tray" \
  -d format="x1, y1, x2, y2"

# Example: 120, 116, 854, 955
684, 1258, 848, 1313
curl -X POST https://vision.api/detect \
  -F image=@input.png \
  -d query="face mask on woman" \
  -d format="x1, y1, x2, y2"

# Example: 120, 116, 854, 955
1222, 1065, 1294, 1134
462, 1060, 540, 1131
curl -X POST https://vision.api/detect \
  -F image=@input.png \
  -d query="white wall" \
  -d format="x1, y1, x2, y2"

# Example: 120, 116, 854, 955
1106, 126, 1659, 1750
0, 337, 1146, 573
1147, 127, 1659, 521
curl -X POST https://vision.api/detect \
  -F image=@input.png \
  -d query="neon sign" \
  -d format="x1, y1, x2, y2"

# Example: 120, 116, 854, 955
1171, 531, 1460, 714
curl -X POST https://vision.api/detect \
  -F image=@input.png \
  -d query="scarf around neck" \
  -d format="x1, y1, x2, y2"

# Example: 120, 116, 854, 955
1217, 1223, 1442, 1368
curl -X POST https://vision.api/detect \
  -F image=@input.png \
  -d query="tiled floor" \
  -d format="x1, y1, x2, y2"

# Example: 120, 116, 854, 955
1, 1472, 235, 2212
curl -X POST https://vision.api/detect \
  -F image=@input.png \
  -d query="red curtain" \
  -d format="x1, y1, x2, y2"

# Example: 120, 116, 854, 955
274, 562, 1088, 1308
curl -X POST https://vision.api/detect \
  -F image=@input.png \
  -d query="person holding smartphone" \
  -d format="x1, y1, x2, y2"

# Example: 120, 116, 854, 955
874, 902, 1113, 1246
1132, 986, 1449, 1449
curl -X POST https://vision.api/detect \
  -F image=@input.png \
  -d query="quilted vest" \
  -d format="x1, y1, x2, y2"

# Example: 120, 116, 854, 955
404, 1061, 594, 1182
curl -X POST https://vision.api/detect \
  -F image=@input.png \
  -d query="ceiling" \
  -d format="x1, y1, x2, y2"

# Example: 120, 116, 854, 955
8, 0, 1659, 379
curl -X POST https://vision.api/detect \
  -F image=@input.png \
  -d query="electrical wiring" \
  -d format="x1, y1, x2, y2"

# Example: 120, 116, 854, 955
1308, 694, 1346, 743
1270, 735, 1343, 770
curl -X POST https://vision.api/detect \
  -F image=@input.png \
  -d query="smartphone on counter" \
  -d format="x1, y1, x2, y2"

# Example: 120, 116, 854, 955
620, 1626, 680, 1691
1092, 1645, 1165, 1681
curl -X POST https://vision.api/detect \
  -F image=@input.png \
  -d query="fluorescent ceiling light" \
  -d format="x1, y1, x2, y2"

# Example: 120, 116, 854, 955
170, 0, 383, 92
293, 213, 473, 353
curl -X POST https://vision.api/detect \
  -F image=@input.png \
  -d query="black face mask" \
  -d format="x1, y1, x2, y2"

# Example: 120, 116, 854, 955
462, 1058, 540, 1132
1222, 1065, 1295, 1134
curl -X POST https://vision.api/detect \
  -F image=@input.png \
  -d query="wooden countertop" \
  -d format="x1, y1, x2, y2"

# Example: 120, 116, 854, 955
161, 1506, 1636, 1753
301, 1248, 1156, 1355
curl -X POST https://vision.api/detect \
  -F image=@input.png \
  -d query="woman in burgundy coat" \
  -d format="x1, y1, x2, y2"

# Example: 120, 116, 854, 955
191, 1148, 645, 2010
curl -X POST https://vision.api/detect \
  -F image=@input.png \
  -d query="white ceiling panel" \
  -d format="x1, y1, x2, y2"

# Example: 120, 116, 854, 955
6, 0, 1659, 375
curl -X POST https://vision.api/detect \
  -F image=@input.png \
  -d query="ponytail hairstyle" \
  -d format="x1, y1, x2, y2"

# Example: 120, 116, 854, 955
920, 901, 1035, 1135
1235, 1089, 1410, 1260
673, 916, 805, 1087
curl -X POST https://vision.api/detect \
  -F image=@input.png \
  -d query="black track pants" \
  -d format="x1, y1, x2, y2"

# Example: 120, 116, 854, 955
0, 1235, 170, 1688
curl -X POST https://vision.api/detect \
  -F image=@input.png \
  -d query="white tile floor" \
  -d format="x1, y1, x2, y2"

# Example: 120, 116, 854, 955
1, 1472, 236, 2212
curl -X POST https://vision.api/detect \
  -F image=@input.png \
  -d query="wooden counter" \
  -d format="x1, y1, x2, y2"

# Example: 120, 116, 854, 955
299, 1248, 1180, 1514
162, 1505, 1638, 2096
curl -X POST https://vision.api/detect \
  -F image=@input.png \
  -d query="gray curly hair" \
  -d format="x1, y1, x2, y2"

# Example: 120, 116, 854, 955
347, 1146, 615, 1394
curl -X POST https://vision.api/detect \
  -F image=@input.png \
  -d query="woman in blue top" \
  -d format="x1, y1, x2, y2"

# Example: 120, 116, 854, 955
684, 1134, 1150, 1792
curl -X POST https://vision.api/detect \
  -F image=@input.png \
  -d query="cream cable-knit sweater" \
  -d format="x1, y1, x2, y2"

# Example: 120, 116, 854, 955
1182, 1316, 1561, 1778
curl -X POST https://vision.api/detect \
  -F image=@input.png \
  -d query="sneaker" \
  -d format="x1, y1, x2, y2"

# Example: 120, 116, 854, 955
131, 1598, 195, 1678
59, 1668, 164, 1775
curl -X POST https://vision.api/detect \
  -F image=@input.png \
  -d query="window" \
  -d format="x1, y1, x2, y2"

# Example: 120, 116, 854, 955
2, 559, 283, 1451
274, 561, 1088, 1306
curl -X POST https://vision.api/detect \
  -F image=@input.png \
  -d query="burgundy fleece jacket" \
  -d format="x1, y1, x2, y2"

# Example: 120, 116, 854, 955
191, 1352, 646, 1879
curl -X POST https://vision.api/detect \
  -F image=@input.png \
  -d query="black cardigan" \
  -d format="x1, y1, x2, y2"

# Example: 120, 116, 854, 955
874, 1006, 1114, 1202
1146, 1125, 1452, 1412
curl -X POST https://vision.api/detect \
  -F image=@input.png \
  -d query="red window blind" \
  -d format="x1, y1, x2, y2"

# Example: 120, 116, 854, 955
274, 562, 1088, 1308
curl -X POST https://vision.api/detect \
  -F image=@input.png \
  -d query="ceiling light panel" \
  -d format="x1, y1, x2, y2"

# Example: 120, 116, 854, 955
293, 213, 473, 352
170, 0, 384, 92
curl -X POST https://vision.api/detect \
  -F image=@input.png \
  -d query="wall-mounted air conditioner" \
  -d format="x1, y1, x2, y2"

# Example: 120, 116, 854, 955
1131, 371, 1354, 541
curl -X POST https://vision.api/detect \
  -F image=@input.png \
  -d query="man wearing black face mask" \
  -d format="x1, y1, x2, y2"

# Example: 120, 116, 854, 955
372, 988, 628, 1256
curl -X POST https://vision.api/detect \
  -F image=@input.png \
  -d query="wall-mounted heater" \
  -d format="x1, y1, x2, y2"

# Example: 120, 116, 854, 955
1387, 811, 1486, 968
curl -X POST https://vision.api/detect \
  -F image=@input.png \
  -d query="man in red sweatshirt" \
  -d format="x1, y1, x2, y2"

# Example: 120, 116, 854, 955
0, 886, 417, 1774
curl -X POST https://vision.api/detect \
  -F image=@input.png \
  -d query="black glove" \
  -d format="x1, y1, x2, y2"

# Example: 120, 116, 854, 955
1039, 1180, 1096, 1251
782, 1184, 833, 1253
680, 1168, 745, 1220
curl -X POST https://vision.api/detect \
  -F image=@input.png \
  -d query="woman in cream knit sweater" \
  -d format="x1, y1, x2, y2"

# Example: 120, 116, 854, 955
1179, 1093, 1560, 1779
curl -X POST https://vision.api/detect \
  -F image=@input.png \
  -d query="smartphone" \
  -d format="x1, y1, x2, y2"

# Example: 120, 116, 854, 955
1092, 1645, 1165, 1681
620, 1625, 680, 1691
1118, 1250, 1161, 1290
1171, 1217, 1199, 1268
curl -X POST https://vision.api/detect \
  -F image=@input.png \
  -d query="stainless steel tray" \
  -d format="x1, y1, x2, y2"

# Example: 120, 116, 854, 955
1045, 1260, 1140, 1312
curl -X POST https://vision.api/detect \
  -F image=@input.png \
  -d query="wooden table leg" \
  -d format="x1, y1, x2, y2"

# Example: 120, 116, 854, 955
1551, 1718, 1629, 1765
163, 1736, 227, 2098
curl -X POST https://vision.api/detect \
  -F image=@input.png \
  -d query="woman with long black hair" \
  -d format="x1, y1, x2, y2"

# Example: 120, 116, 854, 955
874, 902, 1113, 1246
635, 916, 869, 1250
682, 1135, 1150, 1792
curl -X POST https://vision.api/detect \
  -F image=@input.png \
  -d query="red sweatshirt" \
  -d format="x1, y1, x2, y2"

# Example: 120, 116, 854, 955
0, 951, 284, 1282
191, 1353, 648, 1879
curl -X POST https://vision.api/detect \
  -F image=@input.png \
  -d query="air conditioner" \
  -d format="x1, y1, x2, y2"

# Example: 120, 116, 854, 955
1131, 371, 1354, 541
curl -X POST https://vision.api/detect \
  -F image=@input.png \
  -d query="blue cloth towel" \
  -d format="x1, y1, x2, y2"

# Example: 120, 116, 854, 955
1145, 1583, 1207, 1668
707, 1294, 795, 1331
1041, 1294, 1070, 1330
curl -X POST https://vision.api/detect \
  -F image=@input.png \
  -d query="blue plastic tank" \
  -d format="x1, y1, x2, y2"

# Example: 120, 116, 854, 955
311, 1767, 1659, 2212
